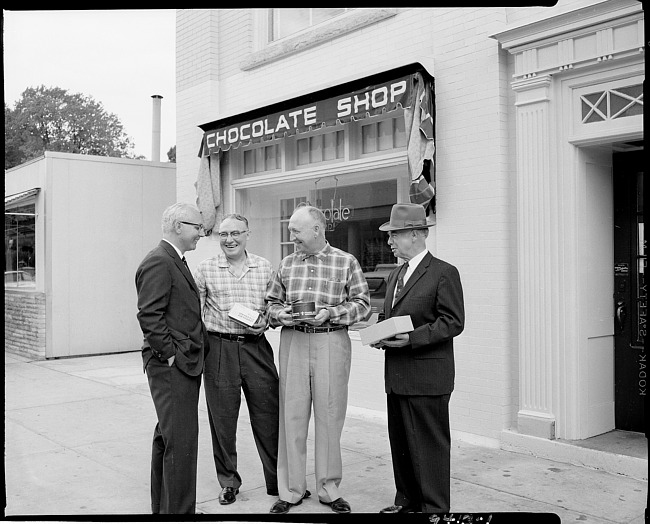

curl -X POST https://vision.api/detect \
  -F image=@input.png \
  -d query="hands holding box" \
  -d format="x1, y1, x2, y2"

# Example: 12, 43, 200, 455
359, 316, 414, 346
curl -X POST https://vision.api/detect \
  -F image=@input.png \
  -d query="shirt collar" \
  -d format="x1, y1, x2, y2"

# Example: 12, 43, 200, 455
162, 239, 184, 260
299, 242, 331, 261
405, 248, 427, 271
217, 251, 257, 268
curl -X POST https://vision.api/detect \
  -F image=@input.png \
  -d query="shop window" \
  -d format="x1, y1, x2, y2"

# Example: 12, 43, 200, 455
581, 84, 643, 123
361, 116, 406, 155
269, 8, 349, 41
297, 131, 344, 166
5, 202, 36, 288
239, 177, 397, 271
244, 144, 280, 174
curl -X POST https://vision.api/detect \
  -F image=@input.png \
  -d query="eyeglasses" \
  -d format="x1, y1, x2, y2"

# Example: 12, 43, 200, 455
217, 230, 248, 240
179, 221, 205, 233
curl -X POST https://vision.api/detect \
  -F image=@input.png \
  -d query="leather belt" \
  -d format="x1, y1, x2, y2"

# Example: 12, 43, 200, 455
290, 324, 347, 334
208, 331, 261, 343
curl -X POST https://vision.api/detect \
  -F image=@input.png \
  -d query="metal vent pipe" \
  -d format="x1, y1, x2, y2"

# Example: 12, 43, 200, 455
151, 95, 163, 162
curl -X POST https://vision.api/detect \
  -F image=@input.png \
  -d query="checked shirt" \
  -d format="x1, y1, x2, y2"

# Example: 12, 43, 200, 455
194, 251, 274, 334
266, 242, 370, 326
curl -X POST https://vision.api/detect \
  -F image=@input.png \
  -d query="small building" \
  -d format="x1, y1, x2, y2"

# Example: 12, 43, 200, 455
4, 152, 176, 359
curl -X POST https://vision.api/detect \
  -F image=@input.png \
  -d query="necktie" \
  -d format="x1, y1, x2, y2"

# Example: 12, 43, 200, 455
182, 256, 191, 272
394, 262, 409, 299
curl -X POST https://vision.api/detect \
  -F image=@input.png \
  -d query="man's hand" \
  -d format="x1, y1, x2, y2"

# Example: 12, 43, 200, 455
246, 316, 267, 335
377, 333, 410, 347
301, 308, 330, 327
277, 306, 297, 327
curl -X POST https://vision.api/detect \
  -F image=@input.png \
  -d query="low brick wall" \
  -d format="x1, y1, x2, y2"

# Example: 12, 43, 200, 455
4, 289, 46, 360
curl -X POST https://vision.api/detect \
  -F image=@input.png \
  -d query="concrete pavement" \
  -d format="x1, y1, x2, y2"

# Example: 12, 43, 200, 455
4, 348, 647, 522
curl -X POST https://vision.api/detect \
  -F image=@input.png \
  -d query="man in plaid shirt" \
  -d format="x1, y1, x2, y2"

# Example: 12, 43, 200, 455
194, 214, 279, 506
266, 204, 370, 515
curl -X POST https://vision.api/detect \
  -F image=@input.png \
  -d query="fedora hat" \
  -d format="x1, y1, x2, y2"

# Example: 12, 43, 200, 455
379, 203, 434, 231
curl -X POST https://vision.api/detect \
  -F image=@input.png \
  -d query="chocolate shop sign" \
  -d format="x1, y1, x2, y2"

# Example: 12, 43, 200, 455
201, 74, 415, 155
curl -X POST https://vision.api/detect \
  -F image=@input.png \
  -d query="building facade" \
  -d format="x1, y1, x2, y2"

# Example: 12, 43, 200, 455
175, 3, 645, 450
4, 152, 176, 359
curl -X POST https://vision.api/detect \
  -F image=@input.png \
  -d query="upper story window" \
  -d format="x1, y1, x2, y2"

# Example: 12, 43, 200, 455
269, 8, 351, 42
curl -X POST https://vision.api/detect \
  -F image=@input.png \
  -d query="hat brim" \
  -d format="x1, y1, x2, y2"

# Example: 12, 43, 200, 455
378, 221, 435, 232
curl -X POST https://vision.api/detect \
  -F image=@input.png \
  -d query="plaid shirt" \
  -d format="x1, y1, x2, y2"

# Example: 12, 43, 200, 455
194, 251, 274, 334
266, 242, 370, 326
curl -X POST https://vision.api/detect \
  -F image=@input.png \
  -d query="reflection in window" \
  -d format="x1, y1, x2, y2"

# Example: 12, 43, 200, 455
269, 8, 350, 41
5, 203, 36, 287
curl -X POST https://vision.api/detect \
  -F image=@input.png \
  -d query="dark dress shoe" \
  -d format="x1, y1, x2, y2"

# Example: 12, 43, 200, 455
320, 497, 351, 514
269, 490, 311, 514
219, 486, 239, 505
380, 504, 417, 513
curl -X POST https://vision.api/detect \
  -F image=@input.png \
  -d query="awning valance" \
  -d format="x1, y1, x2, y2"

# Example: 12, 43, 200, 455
198, 62, 434, 156
5, 188, 40, 208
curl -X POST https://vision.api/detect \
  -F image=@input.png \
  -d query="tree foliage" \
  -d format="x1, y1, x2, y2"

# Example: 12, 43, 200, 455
5, 86, 142, 169
167, 145, 176, 163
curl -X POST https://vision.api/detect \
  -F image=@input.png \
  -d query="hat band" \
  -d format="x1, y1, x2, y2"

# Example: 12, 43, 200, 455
401, 220, 426, 227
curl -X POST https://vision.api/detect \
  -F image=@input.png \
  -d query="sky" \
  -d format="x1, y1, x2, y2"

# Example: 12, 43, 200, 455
3, 9, 177, 160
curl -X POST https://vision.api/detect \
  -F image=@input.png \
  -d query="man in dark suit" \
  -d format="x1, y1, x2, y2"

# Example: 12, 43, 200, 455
135, 202, 209, 514
373, 203, 465, 515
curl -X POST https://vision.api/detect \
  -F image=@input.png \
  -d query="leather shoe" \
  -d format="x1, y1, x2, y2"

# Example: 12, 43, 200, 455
380, 504, 417, 513
219, 486, 239, 505
320, 497, 351, 514
269, 490, 311, 514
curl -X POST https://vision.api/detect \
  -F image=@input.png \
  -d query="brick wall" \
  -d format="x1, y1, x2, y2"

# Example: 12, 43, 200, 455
5, 289, 46, 360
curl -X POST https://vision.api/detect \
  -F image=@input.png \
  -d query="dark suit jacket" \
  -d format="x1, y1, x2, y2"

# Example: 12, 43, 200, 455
135, 240, 207, 376
381, 251, 465, 396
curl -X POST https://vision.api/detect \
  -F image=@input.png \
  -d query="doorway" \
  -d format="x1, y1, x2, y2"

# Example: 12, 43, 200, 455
613, 150, 646, 433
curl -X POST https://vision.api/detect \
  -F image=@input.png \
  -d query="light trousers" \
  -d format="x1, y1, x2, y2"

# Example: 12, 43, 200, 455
277, 327, 351, 503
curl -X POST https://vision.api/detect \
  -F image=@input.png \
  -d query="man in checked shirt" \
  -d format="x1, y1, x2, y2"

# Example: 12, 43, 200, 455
266, 204, 370, 515
194, 214, 279, 506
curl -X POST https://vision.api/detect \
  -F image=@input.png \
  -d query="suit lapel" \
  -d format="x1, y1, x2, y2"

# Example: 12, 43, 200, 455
391, 252, 432, 310
160, 241, 200, 297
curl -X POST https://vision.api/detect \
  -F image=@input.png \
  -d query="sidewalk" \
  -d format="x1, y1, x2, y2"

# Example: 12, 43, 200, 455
4, 349, 647, 522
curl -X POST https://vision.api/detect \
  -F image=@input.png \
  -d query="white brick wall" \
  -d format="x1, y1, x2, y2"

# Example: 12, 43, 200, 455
176, 7, 518, 441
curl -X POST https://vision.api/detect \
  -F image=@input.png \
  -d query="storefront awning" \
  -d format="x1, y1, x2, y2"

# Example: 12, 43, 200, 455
5, 188, 40, 208
198, 62, 434, 156
195, 62, 436, 233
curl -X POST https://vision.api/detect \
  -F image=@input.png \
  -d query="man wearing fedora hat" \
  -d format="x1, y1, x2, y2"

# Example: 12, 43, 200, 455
373, 202, 465, 515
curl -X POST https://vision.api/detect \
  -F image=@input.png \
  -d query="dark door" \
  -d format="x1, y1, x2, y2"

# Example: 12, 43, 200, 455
613, 150, 645, 432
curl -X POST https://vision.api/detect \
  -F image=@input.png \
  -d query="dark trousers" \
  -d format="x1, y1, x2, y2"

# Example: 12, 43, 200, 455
387, 392, 451, 514
146, 357, 202, 514
204, 333, 279, 492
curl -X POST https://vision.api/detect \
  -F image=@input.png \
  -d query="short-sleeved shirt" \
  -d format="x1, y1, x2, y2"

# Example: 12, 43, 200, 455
266, 242, 370, 326
194, 251, 273, 334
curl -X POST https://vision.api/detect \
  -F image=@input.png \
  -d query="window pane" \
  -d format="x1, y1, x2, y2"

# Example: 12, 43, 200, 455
310, 135, 323, 163
312, 8, 346, 25
240, 179, 397, 271
378, 120, 393, 151
273, 8, 310, 40
244, 149, 255, 174
362, 123, 377, 154
265, 145, 278, 170
297, 137, 310, 165
323, 132, 337, 161
5, 203, 36, 287
394, 117, 406, 148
